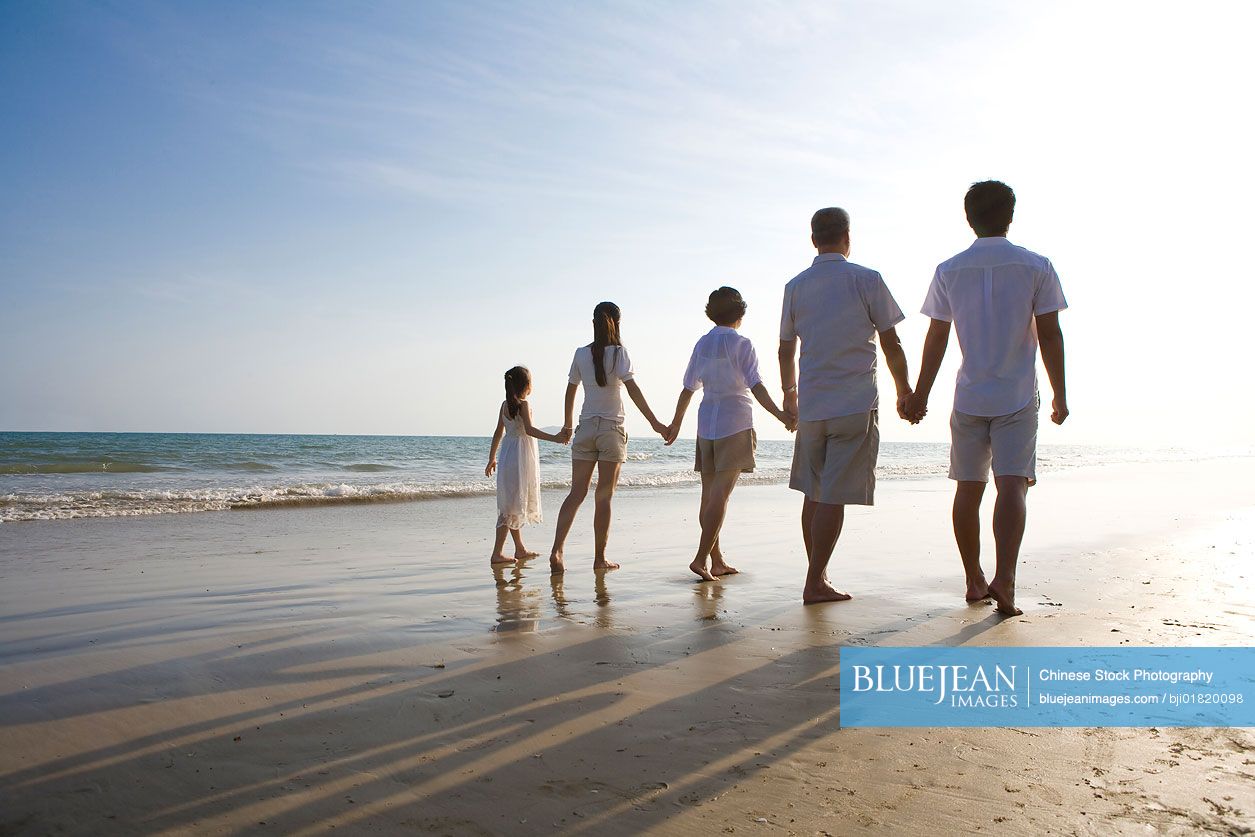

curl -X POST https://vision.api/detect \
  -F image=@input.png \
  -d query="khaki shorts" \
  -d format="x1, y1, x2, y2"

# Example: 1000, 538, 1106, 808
694, 428, 756, 475
789, 410, 878, 505
572, 416, 628, 462
949, 396, 1039, 484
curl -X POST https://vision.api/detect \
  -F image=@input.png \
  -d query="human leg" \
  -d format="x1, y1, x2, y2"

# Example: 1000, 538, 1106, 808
510, 527, 539, 560
549, 458, 597, 574
490, 526, 515, 565
989, 475, 1028, 616
803, 501, 848, 602
690, 468, 742, 580
986, 401, 1039, 615
592, 459, 623, 570
953, 481, 989, 601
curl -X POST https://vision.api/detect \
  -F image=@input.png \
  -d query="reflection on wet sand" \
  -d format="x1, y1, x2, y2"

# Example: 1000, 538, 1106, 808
492, 563, 540, 633
549, 575, 571, 620
593, 571, 612, 628
491, 560, 619, 630
693, 577, 724, 621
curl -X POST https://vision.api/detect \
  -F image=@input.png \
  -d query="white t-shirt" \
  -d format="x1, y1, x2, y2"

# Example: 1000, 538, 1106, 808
780, 253, 905, 422
920, 237, 1068, 417
682, 326, 763, 440
569, 344, 635, 422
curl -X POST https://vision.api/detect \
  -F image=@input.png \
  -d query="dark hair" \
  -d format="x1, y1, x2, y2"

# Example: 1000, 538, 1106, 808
705, 286, 747, 326
503, 366, 530, 419
965, 180, 1015, 237
590, 301, 622, 388
811, 207, 850, 248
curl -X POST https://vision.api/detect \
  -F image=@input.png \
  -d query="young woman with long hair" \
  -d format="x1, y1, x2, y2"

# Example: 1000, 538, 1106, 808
549, 301, 668, 574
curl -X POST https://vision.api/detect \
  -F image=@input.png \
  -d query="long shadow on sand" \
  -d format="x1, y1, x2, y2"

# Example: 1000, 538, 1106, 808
0, 568, 1002, 835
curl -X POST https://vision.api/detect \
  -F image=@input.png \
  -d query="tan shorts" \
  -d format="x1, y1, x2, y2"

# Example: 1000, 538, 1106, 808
949, 396, 1039, 484
694, 428, 756, 475
789, 410, 878, 505
572, 416, 628, 462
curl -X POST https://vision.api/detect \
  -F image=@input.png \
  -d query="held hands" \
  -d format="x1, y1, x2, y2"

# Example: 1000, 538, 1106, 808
557, 426, 573, 444
775, 408, 797, 433
662, 413, 683, 446
650, 418, 671, 443
898, 391, 928, 425
485, 459, 497, 477
1051, 397, 1069, 425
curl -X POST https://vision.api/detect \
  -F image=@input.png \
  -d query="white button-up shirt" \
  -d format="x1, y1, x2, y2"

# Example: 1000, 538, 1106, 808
682, 326, 763, 440
921, 237, 1068, 417
780, 254, 905, 422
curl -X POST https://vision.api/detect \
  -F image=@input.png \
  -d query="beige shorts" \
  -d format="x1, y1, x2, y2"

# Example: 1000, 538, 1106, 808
694, 428, 756, 475
789, 410, 878, 505
949, 396, 1039, 484
572, 416, 628, 462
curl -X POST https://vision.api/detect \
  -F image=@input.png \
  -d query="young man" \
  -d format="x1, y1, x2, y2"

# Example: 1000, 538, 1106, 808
779, 208, 914, 604
908, 181, 1069, 616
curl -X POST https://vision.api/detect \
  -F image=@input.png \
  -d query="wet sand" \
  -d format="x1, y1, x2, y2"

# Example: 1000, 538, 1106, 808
1, 459, 1252, 835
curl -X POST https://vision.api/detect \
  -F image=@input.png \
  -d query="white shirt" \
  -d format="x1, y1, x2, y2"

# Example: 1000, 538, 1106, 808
682, 326, 764, 440
568, 344, 635, 422
921, 237, 1068, 417
780, 253, 905, 422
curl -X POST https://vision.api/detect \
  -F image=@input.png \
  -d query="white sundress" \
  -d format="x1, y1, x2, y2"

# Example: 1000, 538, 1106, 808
497, 404, 542, 530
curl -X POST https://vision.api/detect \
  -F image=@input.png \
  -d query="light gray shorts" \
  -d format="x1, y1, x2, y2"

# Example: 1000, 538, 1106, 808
949, 396, 1039, 485
572, 416, 628, 463
694, 428, 756, 476
789, 410, 878, 505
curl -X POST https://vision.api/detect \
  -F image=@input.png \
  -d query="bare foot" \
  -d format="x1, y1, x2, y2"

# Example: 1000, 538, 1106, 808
593, 559, 621, 571
689, 559, 716, 582
711, 559, 739, 576
514, 550, 540, 560
491, 554, 517, 566
549, 554, 565, 575
987, 579, 1022, 616
803, 582, 852, 604
966, 577, 991, 602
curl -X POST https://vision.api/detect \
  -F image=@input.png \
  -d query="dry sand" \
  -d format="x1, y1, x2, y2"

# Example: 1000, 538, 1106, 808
1, 459, 1252, 835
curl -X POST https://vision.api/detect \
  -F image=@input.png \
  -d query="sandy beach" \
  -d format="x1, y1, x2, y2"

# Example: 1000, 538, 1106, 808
1, 458, 1252, 835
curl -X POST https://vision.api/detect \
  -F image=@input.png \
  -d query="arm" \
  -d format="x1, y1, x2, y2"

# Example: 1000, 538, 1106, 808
562, 382, 578, 439
486, 410, 505, 476
624, 379, 668, 436
908, 318, 952, 421
751, 382, 795, 432
778, 338, 798, 420
666, 388, 695, 445
519, 402, 567, 444
1036, 311, 1068, 424
877, 326, 914, 423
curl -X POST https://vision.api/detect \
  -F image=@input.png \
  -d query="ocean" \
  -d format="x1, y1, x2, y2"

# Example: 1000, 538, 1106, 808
0, 431, 1219, 523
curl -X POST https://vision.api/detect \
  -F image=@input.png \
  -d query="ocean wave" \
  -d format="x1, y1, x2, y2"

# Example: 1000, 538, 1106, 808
0, 461, 932, 522
0, 460, 170, 475
5, 445, 1243, 523
219, 461, 280, 472
0, 470, 799, 522
0, 481, 497, 522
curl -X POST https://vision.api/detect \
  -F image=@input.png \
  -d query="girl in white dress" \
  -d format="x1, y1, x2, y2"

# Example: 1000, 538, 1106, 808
486, 366, 569, 565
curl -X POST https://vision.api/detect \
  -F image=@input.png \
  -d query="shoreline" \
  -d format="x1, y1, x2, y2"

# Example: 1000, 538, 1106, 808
1, 458, 1252, 834
5, 440, 1249, 525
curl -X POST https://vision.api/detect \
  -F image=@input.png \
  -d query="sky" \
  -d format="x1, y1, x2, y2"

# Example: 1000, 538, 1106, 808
2, 1, 1253, 446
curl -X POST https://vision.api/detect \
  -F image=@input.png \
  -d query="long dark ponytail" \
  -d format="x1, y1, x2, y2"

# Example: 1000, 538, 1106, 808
503, 366, 530, 419
590, 301, 622, 388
